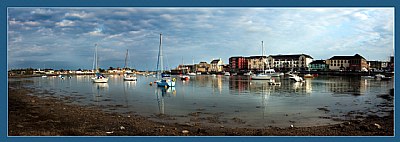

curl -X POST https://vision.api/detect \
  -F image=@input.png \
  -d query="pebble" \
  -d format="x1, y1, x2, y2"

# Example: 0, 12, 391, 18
120, 126, 125, 130
16, 124, 24, 128
374, 123, 382, 129
290, 125, 294, 128
106, 131, 114, 134
182, 130, 189, 134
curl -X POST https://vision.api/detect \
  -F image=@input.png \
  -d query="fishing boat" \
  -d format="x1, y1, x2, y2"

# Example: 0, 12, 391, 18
251, 41, 271, 80
92, 43, 109, 83
155, 33, 175, 87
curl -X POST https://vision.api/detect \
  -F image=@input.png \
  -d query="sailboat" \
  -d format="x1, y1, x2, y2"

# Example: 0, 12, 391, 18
123, 49, 137, 81
251, 41, 272, 80
92, 44, 109, 83
156, 33, 176, 87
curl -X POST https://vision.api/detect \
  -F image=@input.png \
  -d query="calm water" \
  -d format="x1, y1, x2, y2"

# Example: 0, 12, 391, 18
11, 74, 394, 128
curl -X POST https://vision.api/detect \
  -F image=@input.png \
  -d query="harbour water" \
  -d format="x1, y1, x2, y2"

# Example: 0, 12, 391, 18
10, 74, 394, 128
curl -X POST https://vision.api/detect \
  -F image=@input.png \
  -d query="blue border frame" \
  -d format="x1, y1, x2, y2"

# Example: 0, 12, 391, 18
2, 0, 398, 142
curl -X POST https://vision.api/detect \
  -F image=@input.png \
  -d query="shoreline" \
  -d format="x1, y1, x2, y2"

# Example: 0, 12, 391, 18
8, 81, 394, 136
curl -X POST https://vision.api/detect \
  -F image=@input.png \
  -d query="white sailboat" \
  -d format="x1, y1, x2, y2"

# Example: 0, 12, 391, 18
156, 33, 176, 87
251, 41, 272, 80
123, 49, 137, 81
92, 43, 109, 83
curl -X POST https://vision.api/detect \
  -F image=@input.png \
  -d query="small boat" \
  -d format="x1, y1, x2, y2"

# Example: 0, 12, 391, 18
123, 73, 137, 81
180, 75, 190, 80
41, 75, 47, 78
211, 74, 217, 77
289, 74, 304, 82
244, 71, 253, 76
92, 44, 108, 83
224, 72, 231, 76
251, 73, 271, 80
196, 72, 202, 75
375, 74, 385, 79
92, 73, 109, 83
381, 76, 392, 81
304, 74, 314, 78
361, 76, 374, 79
232, 73, 238, 76
188, 72, 196, 76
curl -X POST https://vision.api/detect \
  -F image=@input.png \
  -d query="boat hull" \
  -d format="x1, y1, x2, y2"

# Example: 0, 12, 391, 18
251, 74, 271, 80
92, 78, 109, 83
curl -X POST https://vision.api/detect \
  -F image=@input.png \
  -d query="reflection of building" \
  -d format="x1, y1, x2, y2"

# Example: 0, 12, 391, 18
267, 54, 313, 71
326, 77, 366, 94
228, 78, 250, 94
327, 54, 368, 71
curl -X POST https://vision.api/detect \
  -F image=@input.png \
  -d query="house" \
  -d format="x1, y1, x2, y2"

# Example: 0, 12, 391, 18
196, 61, 210, 73
229, 56, 248, 72
327, 54, 368, 71
267, 54, 313, 71
309, 60, 328, 71
210, 58, 223, 72
247, 56, 267, 71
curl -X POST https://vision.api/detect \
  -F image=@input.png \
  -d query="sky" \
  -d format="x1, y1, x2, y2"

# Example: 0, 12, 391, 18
8, 8, 394, 70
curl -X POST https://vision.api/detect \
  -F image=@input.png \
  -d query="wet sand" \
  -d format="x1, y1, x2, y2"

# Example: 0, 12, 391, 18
8, 81, 394, 136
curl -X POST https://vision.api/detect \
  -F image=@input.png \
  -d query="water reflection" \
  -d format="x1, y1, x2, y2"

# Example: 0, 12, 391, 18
155, 87, 176, 114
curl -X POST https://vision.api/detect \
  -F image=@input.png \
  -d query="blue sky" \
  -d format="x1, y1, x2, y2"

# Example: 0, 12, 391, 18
8, 8, 394, 70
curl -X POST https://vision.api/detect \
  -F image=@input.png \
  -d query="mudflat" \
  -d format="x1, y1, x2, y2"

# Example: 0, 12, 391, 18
8, 83, 393, 136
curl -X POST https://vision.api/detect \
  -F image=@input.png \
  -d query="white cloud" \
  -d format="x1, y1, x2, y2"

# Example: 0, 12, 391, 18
56, 20, 75, 27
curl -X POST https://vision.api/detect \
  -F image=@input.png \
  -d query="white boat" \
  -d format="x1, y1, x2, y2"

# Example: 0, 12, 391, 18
124, 73, 137, 81
196, 72, 202, 75
251, 73, 271, 80
289, 74, 304, 82
155, 33, 175, 87
211, 74, 217, 77
232, 73, 238, 76
375, 74, 385, 79
188, 72, 196, 76
92, 43, 109, 83
244, 71, 253, 76
41, 75, 47, 78
361, 76, 374, 79
123, 49, 137, 81
250, 41, 272, 80
224, 72, 231, 76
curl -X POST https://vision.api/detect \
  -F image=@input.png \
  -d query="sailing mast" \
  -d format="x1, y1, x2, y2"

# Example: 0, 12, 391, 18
156, 33, 163, 79
124, 49, 129, 69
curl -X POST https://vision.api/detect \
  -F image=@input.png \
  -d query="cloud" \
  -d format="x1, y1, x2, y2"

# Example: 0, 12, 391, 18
56, 19, 75, 27
7, 8, 394, 70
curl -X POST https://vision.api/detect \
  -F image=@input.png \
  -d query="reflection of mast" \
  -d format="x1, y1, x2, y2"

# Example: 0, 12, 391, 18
261, 83, 270, 119
155, 88, 165, 114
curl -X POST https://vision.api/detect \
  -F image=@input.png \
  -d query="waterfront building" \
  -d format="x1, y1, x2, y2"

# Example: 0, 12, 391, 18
368, 61, 389, 72
229, 56, 248, 72
327, 54, 368, 71
267, 54, 313, 71
196, 61, 210, 73
247, 56, 267, 71
309, 60, 329, 71
210, 58, 223, 72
